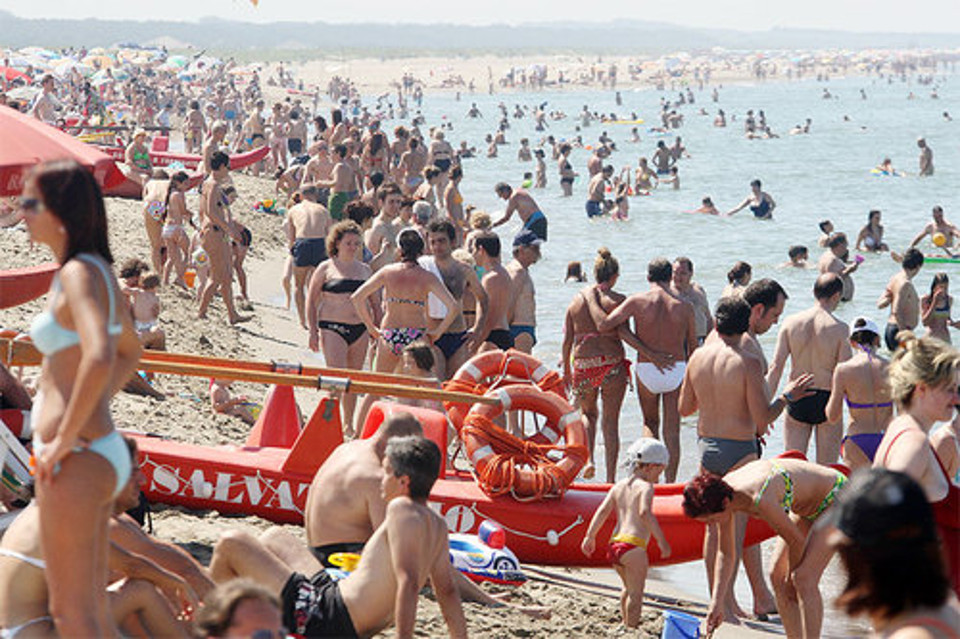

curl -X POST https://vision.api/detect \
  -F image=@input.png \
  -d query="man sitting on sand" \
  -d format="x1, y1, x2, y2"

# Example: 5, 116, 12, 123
208, 435, 468, 638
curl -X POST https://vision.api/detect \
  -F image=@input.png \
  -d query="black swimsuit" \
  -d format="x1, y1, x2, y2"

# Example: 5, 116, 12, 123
318, 320, 367, 346
322, 278, 365, 294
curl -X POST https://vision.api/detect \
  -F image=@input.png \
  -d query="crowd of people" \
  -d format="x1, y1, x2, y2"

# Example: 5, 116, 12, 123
1, 47, 959, 638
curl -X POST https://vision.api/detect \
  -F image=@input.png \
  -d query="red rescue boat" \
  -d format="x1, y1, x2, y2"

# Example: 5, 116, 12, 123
126, 393, 775, 568
0, 263, 58, 309
101, 146, 269, 199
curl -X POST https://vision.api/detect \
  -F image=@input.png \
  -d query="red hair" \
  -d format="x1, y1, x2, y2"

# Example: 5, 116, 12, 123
682, 472, 734, 518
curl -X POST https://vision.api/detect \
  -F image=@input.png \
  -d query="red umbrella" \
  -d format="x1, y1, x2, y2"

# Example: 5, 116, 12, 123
0, 105, 125, 196
0, 67, 31, 84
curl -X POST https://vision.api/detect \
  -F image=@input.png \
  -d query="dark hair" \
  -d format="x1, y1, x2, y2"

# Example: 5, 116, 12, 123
210, 151, 230, 171
788, 245, 807, 259
195, 578, 280, 637
594, 248, 619, 284
334, 144, 347, 159
494, 182, 511, 196
403, 340, 435, 372
727, 261, 751, 284
385, 436, 441, 500
814, 273, 844, 300
559, 143, 572, 154
450, 165, 463, 181
369, 171, 384, 188
368, 131, 385, 156
868, 209, 881, 223
398, 228, 424, 261
378, 183, 402, 202
819, 219, 833, 233
344, 201, 375, 227
902, 248, 924, 271
750, 179, 761, 188
474, 234, 501, 259
326, 220, 362, 258
674, 256, 693, 273
827, 232, 848, 249
929, 272, 949, 296
30, 160, 113, 264
682, 473, 734, 518
380, 412, 424, 439
314, 115, 328, 132
120, 258, 149, 279
850, 318, 879, 347
427, 219, 456, 242
331, 108, 343, 125
743, 278, 787, 310
714, 296, 751, 336
647, 258, 672, 283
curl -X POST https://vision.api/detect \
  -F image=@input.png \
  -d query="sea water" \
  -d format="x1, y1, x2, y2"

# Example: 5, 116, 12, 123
375, 74, 957, 636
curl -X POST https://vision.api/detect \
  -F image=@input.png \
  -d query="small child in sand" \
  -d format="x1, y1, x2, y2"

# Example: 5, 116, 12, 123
580, 438, 672, 629
209, 378, 257, 425
130, 272, 166, 350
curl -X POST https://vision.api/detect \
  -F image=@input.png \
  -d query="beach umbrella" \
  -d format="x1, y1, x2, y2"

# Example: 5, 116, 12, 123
0, 67, 31, 84
4, 86, 40, 102
0, 106, 125, 196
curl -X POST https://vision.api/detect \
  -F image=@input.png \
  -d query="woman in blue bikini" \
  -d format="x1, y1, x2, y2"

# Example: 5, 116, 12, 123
825, 317, 893, 469
351, 229, 458, 373
683, 457, 848, 638
22, 161, 143, 636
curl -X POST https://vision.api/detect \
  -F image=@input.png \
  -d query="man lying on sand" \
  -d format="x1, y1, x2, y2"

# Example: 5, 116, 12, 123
263, 412, 550, 619
209, 435, 468, 638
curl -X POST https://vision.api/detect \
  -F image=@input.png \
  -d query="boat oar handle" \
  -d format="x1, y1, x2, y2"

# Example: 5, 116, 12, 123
145, 360, 499, 405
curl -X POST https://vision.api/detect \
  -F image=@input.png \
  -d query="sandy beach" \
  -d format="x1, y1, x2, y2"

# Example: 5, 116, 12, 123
0, 173, 778, 638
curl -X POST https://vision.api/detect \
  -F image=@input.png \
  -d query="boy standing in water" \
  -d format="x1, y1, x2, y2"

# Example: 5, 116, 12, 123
580, 438, 672, 628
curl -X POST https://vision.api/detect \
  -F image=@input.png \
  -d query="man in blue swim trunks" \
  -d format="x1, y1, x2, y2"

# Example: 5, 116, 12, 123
286, 186, 332, 329
586, 165, 613, 218
491, 182, 547, 241
767, 274, 852, 464
507, 230, 542, 354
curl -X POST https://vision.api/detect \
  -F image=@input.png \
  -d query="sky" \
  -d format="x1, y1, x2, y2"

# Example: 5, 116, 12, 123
0, 0, 958, 33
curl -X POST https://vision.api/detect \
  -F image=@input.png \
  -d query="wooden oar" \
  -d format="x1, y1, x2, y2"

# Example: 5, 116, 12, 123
0, 336, 495, 404
147, 359, 497, 405
140, 349, 439, 388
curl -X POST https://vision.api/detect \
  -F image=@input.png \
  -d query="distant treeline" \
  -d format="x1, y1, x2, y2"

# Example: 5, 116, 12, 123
1, 11, 959, 54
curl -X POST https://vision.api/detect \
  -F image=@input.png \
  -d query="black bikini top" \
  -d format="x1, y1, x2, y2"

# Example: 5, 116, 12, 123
322, 278, 365, 294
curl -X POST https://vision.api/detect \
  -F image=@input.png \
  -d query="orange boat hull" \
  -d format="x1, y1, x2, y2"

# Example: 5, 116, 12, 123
0, 263, 58, 309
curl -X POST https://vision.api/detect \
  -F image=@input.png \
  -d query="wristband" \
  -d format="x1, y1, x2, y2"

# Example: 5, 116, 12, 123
782, 391, 794, 404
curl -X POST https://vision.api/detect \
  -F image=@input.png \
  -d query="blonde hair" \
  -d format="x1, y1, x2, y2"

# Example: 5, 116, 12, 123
469, 210, 492, 230
889, 331, 960, 407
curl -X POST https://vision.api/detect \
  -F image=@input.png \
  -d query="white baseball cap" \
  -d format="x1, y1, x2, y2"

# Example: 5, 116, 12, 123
624, 437, 670, 468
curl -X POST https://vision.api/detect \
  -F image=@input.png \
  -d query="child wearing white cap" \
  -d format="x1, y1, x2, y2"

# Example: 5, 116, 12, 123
580, 437, 671, 628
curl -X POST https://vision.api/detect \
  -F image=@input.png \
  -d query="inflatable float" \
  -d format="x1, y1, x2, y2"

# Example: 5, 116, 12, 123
100, 146, 269, 199
923, 254, 960, 265
0, 263, 58, 309
0, 338, 776, 568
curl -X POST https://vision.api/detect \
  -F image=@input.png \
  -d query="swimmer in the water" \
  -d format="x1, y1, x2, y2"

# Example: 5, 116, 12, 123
689, 197, 719, 215
818, 220, 834, 248
875, 158, 899, 176
726, 179, 775, 220
855, 210, 889, 253
782, 245, 810, 269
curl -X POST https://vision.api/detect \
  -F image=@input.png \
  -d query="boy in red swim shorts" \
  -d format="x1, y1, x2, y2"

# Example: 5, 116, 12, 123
580, 438, 672, 628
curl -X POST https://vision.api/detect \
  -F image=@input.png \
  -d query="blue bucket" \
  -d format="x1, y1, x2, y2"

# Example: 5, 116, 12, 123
661, 609, 700, 639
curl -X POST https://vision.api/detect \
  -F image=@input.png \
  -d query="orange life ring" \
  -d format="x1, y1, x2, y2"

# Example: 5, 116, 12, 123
443, 349, 565, 431
460, 385, 587, 500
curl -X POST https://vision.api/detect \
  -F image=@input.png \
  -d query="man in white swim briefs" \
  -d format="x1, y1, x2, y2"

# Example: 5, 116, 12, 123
587, 258, 697, 482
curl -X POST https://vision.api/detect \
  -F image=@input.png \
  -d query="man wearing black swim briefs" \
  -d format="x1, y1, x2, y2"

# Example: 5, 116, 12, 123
767, 274, 852, 464
286, 186, 332, 329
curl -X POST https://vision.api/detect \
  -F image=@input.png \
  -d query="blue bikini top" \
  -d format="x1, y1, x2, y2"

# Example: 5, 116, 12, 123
29, 254, 123, 357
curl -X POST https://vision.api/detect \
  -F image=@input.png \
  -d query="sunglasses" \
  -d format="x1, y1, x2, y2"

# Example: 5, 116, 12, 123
18, 197, 41, 212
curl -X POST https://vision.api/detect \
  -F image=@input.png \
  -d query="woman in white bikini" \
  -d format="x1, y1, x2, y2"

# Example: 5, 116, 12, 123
21, 161, 142, 636
161, 171, 192, 289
